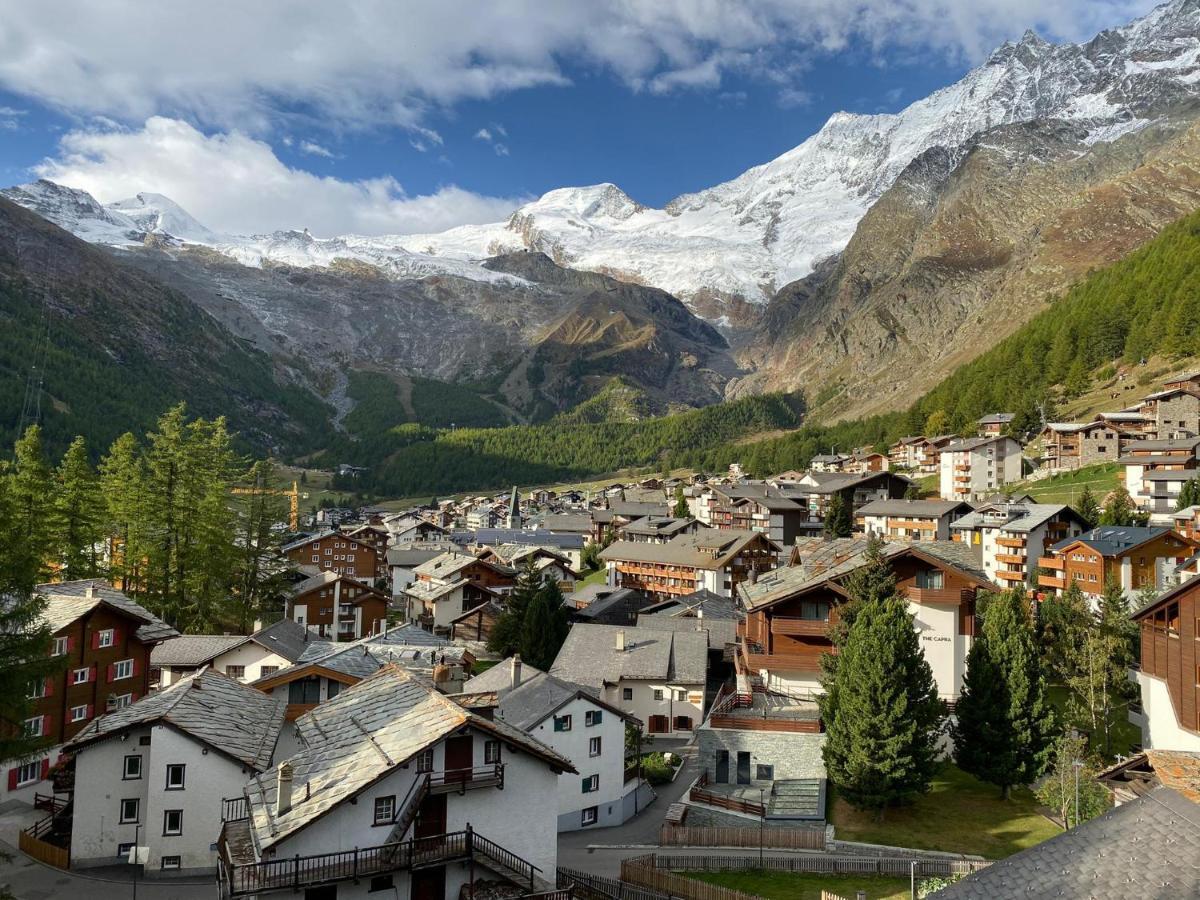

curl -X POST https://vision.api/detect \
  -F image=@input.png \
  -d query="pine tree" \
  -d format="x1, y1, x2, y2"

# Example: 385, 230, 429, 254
1038, 580, 1090, 684
54, 436, 104, 579
99, 432, 147, 594
520, 577, 570, 670
831, 535, 895, 644
1098, 486, 1149, 527
488, 560, 541, 657
673, 484, 689, 518
1075, 486, 1101, 530
953, 589, 1055, 798
823, 492, 853, 538
820, 595, 945, 818
7, 425, 56, 584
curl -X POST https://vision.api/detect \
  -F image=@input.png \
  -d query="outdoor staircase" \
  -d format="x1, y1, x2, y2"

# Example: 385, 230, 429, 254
384, 773, 430, 844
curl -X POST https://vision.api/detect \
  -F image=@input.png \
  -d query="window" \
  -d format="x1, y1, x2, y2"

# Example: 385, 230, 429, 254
622, 688, 633, 701
28, 678, 46, 700
652, 689, 664, 701
120, 798, 139, 824
24, 715, 44, 737
673, 715, 693, 730
97, 629, 115, 649
326, 681, 341, 699
800, 600, 830, 621
288, 679, 321, 704
117, 842, 134, 859
581, 806, 598, 827
370, 875, 395, 893
123, 755, 142, 780
15, 760, 41, 786
73, 667, 90, 685
585, 710, 603, 727
161, 856, 181, 870
484, 740, 501, 764
675, 690, 686, 701
589, 737, 602, 757
373, 795, 395, 825
553, 714, 573, 732
163, 809, 183, 836
416, 748, 433, 773
52, 636, 68, 656
756, 764, 775, 781
916, 569, 944, 590
581, 774, 599, 793
1168, 603, 1181, 634
108, 694, 133, 711
260, 665, 278, 677
113, 659, 133, 681
138, 735, 151, 746
69, 705, 88, 723
165, 764, 185, 790
225, 665, 246, 680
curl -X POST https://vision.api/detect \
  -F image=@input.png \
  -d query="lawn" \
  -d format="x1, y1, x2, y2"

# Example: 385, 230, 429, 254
576, 567, 609, 589
1045, 684, 1141, 759
686, 870, 912, 900
829, 764, 1059, 858
1016, 462, 1121, 506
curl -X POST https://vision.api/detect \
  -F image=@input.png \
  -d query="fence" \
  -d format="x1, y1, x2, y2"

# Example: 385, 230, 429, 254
18, 829, 69, 869
639, 853, 990, 879
660, 824, 827, 851
557, 866, 674, 900
688, 774, 765, 817
621, 855, 764, 900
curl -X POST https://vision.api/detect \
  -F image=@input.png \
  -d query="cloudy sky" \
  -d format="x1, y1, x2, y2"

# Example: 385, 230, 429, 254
0, 0, 1158, 236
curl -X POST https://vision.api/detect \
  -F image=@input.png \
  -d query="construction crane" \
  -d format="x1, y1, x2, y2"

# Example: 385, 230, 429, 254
231, 480, 303, 531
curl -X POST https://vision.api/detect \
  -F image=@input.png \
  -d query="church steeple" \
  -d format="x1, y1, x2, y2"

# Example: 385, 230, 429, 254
505, 485, 521, 530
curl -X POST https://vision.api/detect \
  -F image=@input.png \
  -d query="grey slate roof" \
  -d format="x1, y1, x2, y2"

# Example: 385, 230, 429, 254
68, 668, 285, 770
385, 546, 449, 568
600, 529, 778, 570
470, 529, 586, 550
151, 634, 246, 667
249, 618, 311, 663
244, 665, 574, 850
36, 580, 178, 643
494, 671, 581, 730
549, 624, 708, 690
949, 502, 1080, 534
857, 499, 972, 518
1051, 525, 1170, 556
535, 513, 592, 534
932, 787, 1200, 900
462, 657, 545, 694
639, 589, 740, 619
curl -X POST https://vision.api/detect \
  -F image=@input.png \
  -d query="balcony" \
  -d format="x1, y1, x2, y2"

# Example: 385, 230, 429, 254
906, 587, 972, 604
770, 617, 830, 637
428, 763, 504, 795
994, 570, 1027, 582
1038, 575, 1065, 590
995, 537, 1026, 548
1038, 556, 1064, 571
889, 519, 938, 531
739, 639, 829, 673
994, 553, 1025, 565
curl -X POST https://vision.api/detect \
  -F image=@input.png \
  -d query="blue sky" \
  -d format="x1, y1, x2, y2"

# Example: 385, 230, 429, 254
0, 0, 1158, 235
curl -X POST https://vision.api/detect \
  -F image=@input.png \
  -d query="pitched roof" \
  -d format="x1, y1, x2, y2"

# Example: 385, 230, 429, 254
949, 502, 1081, 534
461, 657, 544, 693
639, 589, 740, 619
385, 546, 450, 568
856, 499, 971, 518
495, 671, 632, 731
1051, 525, 1172, 556
248, 618, 312, 663
933, 787, 1200, 900
281, 529, 375, 554
35, 580, 178, 643
599, 529, 779, 570
244, 665, 574, 850
413, 551, 500, 581
287, 570, 385, 602
977, 412, 1015, 424
151, 634, 247, 667
68, 669, 284, 770
549, 624, 707, 690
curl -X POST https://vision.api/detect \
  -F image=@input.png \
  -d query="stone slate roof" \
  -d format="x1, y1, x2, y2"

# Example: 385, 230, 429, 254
385, 546, 450, 568
572, 587, 647, 626
535, 513, 592, 534
36, 580, 178, 643
244, 665, 574, 850
462, 657, 544, 694
151, 634, 246, 667
600, 529, 778, 570
933, 787, 1200, 900
639, 589, 740, 619
857, 499, 971, 518
68, 668, 284, 770
495, 671, 633, 731
634, 614, 736, 651
949, 502, 1080, 534
549, 624, 707, 690
287, 570, 384, 601
249, 618, 312, 663
470, 529, 586, 550
1051, 525, 1170, 556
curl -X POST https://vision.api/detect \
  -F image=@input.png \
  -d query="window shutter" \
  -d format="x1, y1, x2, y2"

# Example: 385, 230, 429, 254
42, 716, 51, 738
594, 711, 603, 724
130, 692, 139, 703
112, 626, 123, 647
7, 769, 17, 790
553, 718, 563, 732
581, 777, 589, 791
91, 631, 101, 651
86, 704, 94, 720
43, 677, 53, 697
66, 635, 76, 654
106, 664, 115, 684
39, 759, 49, 779
131, 658, 140, 678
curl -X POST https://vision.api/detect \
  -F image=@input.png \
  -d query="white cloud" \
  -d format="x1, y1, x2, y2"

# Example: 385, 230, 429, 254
493, 143, 510, 157
299, 140, 335, 158
0, 1, 1158, 132
33, 117, 525, 236
473, 128, 493, 141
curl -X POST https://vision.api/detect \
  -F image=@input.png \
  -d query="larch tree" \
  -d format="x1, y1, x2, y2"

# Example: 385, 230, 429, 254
54, 436, 104, 579
99, 432, 147, 594
7, 425, 56, 584
1075, 486, 1101, 530
953, 589, 1055, 798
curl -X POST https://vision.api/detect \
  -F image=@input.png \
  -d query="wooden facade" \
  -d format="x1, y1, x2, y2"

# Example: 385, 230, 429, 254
286, 574, 389, 640
285, 532, 381, 582
1136, 579, 1199, 737
1038, 530, 1194, 595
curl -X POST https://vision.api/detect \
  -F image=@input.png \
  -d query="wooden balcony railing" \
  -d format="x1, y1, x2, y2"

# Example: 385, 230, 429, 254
222, 796, 249, 823
1038, 556, 1064, 570
995, 537, 1026, 548
740, 639, 828, 673
905, 587, 973, 604
428, 763, 504, 795
994, 570, 1026, 582
1038, 575, 1065, 590
994, 553, 1025, 565
769, 617, 829, 636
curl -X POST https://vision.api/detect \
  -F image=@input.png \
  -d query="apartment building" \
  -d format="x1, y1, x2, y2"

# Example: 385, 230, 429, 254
938, 436, 1023, 501
785, 470, 914, 520
67, 670, 285, 876
1120, 438, 1200, 516
219, 665, 571, 900
949, 500, 1087, 588
616, 516, 705, 544
404, 552, 515, 632
550, 625, 708, 735
8, 581, 178, 803
286, 571, 390, 640
856, 498, 973, 541
282, 530, 381, 585
1132, 579, 1200, 752
599, 529, 780, 601
1138, 386, 1200, 438
1037, 526, 1194, 601
1038, 420, 1127, 472
708, 485, 818, 544
152, 619, 310, 687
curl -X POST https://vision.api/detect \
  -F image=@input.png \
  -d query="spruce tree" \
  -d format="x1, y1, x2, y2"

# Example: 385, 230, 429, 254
823, 492, 853, 538
8, 425, 56, 584
54, 436, 104, 579
1075, 486, 1101, 530
954, 589, 1055, 798
820, 595, 945, 818
488, 560, 541, 657
520, 577, 570, 670
673, 484, 689, 518
1099, 486, 1148, 527
1177, 477, 1200, 511
99, 432, 147, 594
1038, 579, 1090, 684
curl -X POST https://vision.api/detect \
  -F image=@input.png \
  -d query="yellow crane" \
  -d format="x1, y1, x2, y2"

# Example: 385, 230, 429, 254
231, 480, 303, 531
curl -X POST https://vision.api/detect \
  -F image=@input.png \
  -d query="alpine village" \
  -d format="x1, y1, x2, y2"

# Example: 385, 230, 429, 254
5, 2, 1200, 900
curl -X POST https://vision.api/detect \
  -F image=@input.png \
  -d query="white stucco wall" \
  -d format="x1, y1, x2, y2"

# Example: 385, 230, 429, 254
1135, 670, 1200, 752
909, 600, 970, 701
599, 680, 704, 734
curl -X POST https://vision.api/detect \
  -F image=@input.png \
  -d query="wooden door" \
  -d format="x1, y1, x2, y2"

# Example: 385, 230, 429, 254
444, 735, 473, 784
648, 715, 668, 734
736, 751, 751, 785
412, 865, 446, 900
414, 793, 447, 839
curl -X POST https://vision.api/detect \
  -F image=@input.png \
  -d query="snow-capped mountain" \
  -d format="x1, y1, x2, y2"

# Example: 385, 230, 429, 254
5, 0, 1200, 320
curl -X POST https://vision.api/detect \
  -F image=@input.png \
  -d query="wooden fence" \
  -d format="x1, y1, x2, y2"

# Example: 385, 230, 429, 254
688, 774, 765, 817
621, 856, 764, 900
660, 824, 827, 851
643, 853, 990, 879
19, 829, 69, 869
558, 866, 673, 900
819, 893, 849, 900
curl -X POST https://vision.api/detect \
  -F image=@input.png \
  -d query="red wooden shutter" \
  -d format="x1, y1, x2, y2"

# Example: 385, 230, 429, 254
39, 759, 49, 779
91, 631, 101, 650
85, 704, 94, 720
42, 716, 51, 738
66, 635, 75, 654
7, 769, 18, 790
43, 677, 53, 697
106, 664, 115, 683
129, 692, 139, 703
112, 626, 123, 647
131, 658, 140, 677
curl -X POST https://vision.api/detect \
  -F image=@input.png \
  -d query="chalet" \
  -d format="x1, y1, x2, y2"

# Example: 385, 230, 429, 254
938, 436, 1023, 501
708, 485, 818, 544
1173, 505, 1200, 543
808, 453, 850, 473
404, 552, 515, 632
282, 530, 381, 586
387, 543, 456, 596
66, 669, 285, 876
151, 618, 310, 687
889, 437, 925, 469
1133, 578, 1200, 753
477, 544, 578, 590
1097, 409, 1155, 436
888, 437, 956, 472
738, 538, 991, 701
343, 523, 390, 578
569, 586, 648, 626
448, 600, 504, 644
489, 666, 650, 831
469, 529, 587, 571
10, 581, 177, 802
949, 500, 1086, 587
845, 449, 889, 474
976, 412, 1014, 436
599, 529, 780, 601
550, 625, 708, 735
462, 656, 544, 694
786, 470, 914, 520
856, 498, 973, 541
1138, 386, 1200, 439
591, 501, 671, 543
617, 516, 705, 544
1038, 420, 1127, 472
286, 571, 390, 641
1038, 526, 1195, 601
385, 517, 449, 544
219, 665, 572, 900
1120, 437, 1200, 515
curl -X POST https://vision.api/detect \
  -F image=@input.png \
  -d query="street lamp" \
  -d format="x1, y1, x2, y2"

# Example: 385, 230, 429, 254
758, 788, 765, 867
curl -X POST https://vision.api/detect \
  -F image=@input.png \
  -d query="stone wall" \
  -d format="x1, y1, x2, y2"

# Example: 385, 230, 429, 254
696, 725, 826, 784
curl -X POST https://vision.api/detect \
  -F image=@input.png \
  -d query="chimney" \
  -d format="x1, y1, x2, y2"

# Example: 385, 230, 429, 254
84, 583, 95, 600
509, 654, 522, 689
615, 630, 626, 652
277, 762, 295, 815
